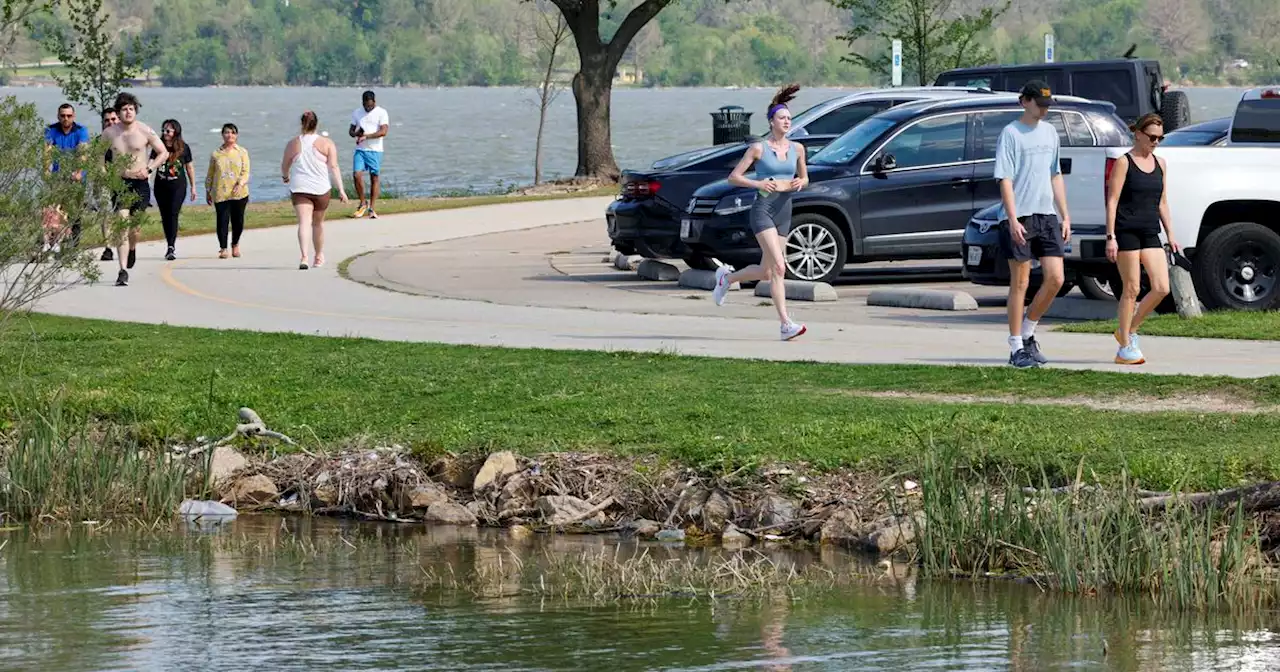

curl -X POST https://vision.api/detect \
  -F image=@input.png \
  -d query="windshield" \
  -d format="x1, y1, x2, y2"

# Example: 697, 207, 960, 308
808, 118, 898, 165
789, 100, 837, 131
1161, 130, 1223, 147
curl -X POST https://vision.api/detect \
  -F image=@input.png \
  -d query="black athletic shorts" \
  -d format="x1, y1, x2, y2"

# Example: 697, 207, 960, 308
1000, 213, 1064, 262
112, 177, 151, 213
1117, 229, 1161, 251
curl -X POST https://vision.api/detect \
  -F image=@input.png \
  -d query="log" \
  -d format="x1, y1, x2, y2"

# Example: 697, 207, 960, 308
1138, 480, 1280, 513
1169, 256, 1203, 319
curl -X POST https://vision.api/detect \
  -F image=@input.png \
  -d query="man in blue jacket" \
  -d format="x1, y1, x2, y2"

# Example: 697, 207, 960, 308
44, 103, 92, 247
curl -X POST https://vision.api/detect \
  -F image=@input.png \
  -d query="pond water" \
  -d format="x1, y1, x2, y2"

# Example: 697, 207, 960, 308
2, 516, 1278, 670
0, 86, 1248, 201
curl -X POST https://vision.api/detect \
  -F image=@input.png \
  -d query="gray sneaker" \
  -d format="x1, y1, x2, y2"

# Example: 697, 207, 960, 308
1022, 336, 1048, 364
1009, 348, 1040, 369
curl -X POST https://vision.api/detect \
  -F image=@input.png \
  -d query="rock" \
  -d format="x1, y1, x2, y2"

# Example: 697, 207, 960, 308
627, 518, 662, 538
222, 475, 279, 506
701, 490, 735, 533
466, 500, 495, 521
208, 446, 248, 484
753, 495, 799, 529
536, 495, 604, 526
820, 508, 861, 546
498, 472, 536, 513
429, 455, 476, 489
867, 513, 924, 555
402, 483, 451, 510
473, 451, 520, 493
423, 501, 478, 526
676, 486, 712, 522
655, 529, 686, 543
903, 480, 919, 492
721, 523, 751, 546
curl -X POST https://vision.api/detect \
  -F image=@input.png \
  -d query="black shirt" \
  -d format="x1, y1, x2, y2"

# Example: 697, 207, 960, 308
1115, 153, 1163, 233
153, 144, 194, 182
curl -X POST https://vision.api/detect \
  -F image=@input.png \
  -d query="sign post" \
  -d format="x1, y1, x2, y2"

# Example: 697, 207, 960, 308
1044, 34, 1055, 63
891, 39, 902, 87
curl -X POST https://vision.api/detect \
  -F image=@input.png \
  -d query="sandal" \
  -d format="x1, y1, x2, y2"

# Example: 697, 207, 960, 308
218, 249, 229, 259
231, 245, 241, 258
299, 256, 309, 270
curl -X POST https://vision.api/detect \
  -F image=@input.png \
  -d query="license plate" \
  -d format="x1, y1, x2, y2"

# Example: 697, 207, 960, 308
966, 246, 982, 266
680, 219, 691, 239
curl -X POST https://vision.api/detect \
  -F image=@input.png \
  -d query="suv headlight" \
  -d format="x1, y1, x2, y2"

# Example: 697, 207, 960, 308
714, 192, 755, 215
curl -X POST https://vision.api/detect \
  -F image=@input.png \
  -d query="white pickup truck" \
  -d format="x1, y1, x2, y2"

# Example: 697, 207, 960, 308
1071, 87, 1280, 310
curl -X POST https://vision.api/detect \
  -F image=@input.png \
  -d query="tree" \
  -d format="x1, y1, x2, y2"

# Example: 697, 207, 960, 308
543, 0, 678, 181
0, 96, 113, 334
1144, 0, 1209, 59
830, 0, 1009, 86
41, 0, 157, 113
530, 0, 572, 185
0, 0, 48, 63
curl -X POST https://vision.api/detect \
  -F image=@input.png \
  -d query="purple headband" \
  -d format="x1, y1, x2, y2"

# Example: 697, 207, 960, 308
767, 103, 788, 120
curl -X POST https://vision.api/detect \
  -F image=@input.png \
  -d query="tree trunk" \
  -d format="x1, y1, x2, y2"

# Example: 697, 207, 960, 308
535, 101, 548, 185
571, 52, 620, 180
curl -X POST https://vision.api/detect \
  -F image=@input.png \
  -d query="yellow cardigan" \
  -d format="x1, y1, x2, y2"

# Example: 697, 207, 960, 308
205, 145, 251, 203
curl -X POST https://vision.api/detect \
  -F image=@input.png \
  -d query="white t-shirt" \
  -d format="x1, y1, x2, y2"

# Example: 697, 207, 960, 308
351, 105, 389, 153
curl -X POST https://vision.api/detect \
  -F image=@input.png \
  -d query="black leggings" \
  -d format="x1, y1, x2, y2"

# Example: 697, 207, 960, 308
154, 179, 186, 248
215, 197, 248, 249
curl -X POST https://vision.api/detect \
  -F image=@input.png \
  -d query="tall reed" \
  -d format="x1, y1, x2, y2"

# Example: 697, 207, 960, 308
915, 443, 1269, 611
0, 395, 192, 522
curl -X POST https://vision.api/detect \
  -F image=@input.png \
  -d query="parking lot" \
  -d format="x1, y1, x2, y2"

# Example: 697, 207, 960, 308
346, 218, 1115, 330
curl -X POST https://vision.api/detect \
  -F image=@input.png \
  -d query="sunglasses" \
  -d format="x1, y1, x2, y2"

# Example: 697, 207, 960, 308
1142, 130, 1165, 143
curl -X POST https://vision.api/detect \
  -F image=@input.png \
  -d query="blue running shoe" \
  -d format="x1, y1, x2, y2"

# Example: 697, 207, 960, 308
1115, 343, 1145, 365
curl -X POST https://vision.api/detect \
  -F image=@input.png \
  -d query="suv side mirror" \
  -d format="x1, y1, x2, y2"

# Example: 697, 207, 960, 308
874, 153, 897, 173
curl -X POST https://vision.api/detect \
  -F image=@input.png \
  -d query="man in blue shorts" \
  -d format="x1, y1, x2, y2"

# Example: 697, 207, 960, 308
996, 80, 1072, 369
349, 90, 389, 219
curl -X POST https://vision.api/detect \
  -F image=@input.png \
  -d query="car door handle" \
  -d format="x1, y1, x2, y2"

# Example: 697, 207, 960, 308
949, 177, 972, 186
1059, 158, 1072, 175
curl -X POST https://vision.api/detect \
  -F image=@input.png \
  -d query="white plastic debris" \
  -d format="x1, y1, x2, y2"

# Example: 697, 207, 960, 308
178, 500, 237, 518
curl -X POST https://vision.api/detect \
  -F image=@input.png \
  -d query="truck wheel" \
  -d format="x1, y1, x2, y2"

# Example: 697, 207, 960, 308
1193, 222, 1280, 311
783, 213, 848, 284
682, 253, 720, 271
1078, 274, 1116, 301
1160, 90, 1191, 131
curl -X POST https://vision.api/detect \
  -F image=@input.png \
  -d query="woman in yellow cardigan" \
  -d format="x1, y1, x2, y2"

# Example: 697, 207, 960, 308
205, 123, 251, 258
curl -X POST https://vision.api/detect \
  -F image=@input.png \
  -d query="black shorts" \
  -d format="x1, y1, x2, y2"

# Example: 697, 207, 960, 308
1001, 213, 1064, 262
1117, 229, 1162, 251
112, 177, 151, 213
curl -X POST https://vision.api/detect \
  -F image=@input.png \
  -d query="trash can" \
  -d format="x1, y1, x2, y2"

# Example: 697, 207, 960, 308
710, 105, 753, 145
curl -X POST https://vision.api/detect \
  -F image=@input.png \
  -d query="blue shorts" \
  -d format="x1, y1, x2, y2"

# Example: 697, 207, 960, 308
353, 149, 382, 176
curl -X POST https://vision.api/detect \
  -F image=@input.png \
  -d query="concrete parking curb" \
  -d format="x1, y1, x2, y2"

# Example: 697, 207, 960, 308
613, 253, 644, 272
679, 269, 740, 292
1044, 298, 1116, 321
754, 280, 838, 302
867, 288, 978, 311
637, 259, 681, 281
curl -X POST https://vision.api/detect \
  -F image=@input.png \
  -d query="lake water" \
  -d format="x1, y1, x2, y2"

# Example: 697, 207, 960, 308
2, 516, 1279, 670
0, 86, 1248, 201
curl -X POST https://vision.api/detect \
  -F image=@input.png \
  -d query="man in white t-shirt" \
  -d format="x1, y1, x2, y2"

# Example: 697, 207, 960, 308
349, 90, 389, 218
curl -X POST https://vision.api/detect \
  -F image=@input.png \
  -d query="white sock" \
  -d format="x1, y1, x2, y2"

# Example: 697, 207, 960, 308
1008, 335, 1023, 354
1022, 318, 1038, 339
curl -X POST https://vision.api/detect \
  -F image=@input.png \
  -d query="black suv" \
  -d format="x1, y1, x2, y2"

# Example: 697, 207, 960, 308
679, 95, 1130, 284
934, 57, 1191, 130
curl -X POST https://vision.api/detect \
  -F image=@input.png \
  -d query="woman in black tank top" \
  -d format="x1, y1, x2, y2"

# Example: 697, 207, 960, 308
1103, 113, 1183, 365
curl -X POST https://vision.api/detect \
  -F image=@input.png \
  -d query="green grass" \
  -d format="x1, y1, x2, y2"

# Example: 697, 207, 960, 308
91, 186, 615, 246
1059, 311, 1280, 341
5, 314, 1280, 491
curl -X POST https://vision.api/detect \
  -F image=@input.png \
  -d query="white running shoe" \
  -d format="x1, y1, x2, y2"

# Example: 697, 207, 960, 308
712, 265, 732, 306
780, 321, 807, 341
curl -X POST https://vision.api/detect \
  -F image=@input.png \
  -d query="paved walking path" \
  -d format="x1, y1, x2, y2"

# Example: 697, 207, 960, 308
34, 196, 1280, 378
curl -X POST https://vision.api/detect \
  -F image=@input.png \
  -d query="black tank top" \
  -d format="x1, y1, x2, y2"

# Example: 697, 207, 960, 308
1116, 152, 1163, 233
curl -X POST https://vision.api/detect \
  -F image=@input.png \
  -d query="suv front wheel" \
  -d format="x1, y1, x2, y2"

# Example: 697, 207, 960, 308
783, 213, 848, 284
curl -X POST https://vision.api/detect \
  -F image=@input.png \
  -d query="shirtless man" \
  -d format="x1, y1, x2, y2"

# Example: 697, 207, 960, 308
101, 93, 167, 286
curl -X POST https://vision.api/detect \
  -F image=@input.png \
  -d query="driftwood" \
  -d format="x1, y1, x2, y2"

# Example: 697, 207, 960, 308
1138, 480, 1280, 513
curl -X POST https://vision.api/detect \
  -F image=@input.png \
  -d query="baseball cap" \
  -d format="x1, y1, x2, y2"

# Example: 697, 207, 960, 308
1019, 80, 1053, 107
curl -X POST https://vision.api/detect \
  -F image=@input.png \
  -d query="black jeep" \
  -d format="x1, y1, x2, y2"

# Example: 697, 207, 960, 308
934, 57, 1191, 130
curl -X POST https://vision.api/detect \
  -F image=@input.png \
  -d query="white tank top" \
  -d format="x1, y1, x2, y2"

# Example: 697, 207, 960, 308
289, 134, 331, 195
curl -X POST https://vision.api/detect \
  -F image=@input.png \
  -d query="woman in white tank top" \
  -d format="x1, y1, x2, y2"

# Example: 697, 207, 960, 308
281, 111, 349, 269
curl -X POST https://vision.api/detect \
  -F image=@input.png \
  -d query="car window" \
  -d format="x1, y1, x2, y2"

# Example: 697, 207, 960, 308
974, 111, 1021, 160
810, 117, 898, 165
1230, 98, 1280, 144
1162, 130, 1222, 147
1045, 112, 1071, 145
1071, 70, 1136, 107
1004, 71, 1065, 94
1085, 110, 1134, 146
876, 114, 967, 170
936, 74, 993, 89
802, 101, 896, 136
1063, 111, 1096, 146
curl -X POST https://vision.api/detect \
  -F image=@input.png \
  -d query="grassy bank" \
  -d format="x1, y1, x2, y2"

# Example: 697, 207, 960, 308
93, 185, 615, 246
4, 314, 1280, 490
1059, 311, 1280, 341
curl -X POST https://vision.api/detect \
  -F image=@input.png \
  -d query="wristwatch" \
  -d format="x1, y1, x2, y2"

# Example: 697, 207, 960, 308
1105, 234, 1114, 241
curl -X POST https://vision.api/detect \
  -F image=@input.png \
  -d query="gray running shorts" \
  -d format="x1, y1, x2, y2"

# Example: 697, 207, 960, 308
749, 191, 793, 236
